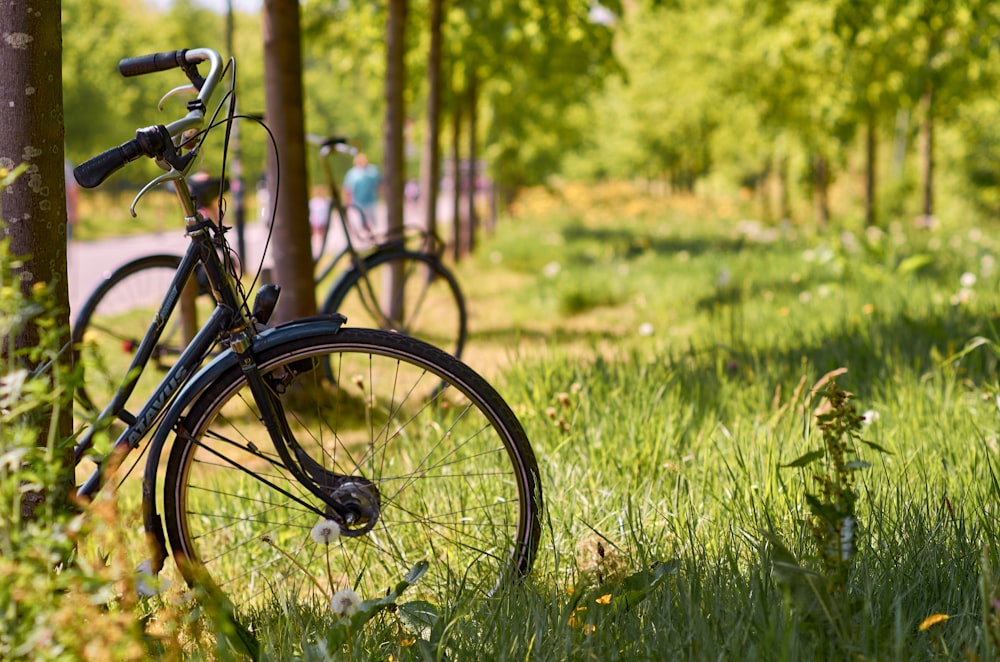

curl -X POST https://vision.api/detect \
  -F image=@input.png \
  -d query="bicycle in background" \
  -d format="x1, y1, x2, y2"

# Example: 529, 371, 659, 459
72, 137, 467, 412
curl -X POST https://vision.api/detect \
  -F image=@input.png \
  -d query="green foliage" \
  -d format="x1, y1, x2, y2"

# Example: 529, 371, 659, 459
958, 96, 1000, 219
0, 208, 147, 658
0, 171, 240, 660
471, 1, 621, 189
59, 0, 1000, 225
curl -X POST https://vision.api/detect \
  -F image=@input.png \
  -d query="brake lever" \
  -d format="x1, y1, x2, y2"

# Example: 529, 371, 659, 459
130, 140, 197, 217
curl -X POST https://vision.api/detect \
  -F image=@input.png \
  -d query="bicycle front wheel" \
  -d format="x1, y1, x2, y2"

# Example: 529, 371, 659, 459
321, 250, 467, 359
162, 327, 540, 610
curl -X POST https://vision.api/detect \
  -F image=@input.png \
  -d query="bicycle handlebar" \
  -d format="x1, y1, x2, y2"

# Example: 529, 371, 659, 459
74, 47, 225, 189
306, 133, 358, 157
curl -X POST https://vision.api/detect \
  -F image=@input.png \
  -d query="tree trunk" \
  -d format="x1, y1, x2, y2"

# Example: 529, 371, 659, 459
419, 0, 443, 248
864, 110, 877, 227
813, 153, 830, 228
920, 86, 934, 220
0, 0, 73, 514
383, 0, 407, 319
263, 0, 315, 321
778, 153, 790, 222
464, 67, 477, 256
451, 95, 463, 262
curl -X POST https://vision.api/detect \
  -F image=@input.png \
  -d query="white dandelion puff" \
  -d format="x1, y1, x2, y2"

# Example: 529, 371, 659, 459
331, 588, 361, 616
861, 410, 879, 425
311, 520, 341, 544
961, 272, 977, 288
716, 268, 731, 288
542, 261, 561, 278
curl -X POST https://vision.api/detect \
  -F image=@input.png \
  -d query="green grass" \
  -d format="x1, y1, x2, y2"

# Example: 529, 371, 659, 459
269, 182, 1000, 661
67, 182, 1000, 659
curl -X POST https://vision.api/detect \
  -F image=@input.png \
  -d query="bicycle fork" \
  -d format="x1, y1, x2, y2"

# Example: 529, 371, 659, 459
141, 308, 376, 577
226, 325, 382, 536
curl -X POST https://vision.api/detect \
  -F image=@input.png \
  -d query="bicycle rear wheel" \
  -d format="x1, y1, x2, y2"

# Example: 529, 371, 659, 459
162, 327, 540, 610
71, 254, 212, 413
321, 250, 467, 358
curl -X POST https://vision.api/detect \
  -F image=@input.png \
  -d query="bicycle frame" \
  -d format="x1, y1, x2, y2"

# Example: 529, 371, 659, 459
74, 177, 248, 499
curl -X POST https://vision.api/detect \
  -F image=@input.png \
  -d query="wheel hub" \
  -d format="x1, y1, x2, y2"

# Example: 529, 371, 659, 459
323, 478, 381, 536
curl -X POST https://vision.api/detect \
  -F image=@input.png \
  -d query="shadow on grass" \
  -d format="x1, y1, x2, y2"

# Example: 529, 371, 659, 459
560, 223, 753, 262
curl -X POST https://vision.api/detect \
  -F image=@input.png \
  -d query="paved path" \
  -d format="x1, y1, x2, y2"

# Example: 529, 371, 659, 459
66, 197, 445, 323
69, 223, 247, 322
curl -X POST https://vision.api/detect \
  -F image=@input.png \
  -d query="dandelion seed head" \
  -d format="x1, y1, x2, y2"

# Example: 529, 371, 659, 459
311, 520, 341, 544
331, 588, 361, 616
961, 272, 977, 288
542, 261, 561, 278
716, 268, 731, 288
950, 288, 974, 306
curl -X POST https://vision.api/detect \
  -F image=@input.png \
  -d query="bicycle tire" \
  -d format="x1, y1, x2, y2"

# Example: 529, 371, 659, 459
72, 253, 212, 414
162, 327, 540, 609
320, 249, 468, 359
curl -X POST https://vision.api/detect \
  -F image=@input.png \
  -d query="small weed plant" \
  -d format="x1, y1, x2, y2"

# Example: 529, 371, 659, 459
771, 372, 889, 650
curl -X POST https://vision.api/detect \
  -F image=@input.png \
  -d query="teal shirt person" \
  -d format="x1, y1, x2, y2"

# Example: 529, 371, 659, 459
343, 153, 381, 227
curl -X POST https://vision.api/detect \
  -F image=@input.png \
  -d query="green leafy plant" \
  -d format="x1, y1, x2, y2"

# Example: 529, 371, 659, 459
0, 166, 226, 660
768, 372, 891, 646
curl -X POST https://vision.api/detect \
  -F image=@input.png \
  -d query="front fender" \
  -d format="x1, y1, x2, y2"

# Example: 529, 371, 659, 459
141, 313, 346, 571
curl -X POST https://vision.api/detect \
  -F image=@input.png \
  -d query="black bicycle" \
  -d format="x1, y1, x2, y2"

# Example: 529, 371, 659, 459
308, 134, 467, 359
71, 47, 539, 611
71, 136, 467, 413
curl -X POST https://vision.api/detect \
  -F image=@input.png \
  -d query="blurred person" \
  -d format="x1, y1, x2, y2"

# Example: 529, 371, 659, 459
342, 153, 381, 231
309, 185, 331, 251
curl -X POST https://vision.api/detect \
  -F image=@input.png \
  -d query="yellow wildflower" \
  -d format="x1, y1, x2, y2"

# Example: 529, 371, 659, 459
918, 614, 950, 631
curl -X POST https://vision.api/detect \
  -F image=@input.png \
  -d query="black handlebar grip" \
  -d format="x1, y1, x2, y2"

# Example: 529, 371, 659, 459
118, 49, 187, 77
74, 139, 145, 189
